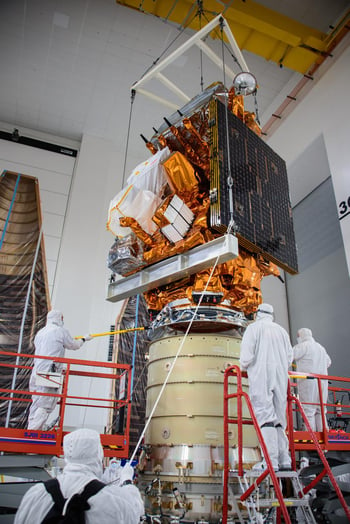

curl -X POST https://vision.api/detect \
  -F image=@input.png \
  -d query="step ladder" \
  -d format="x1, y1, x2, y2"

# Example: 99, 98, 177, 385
227, 469, 316, 523
222, 365, 350, 524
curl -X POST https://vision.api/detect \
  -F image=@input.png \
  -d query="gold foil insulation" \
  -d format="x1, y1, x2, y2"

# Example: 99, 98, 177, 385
163, 152, 199, 197
228, 87, 262, 136
144, 249, 280, 315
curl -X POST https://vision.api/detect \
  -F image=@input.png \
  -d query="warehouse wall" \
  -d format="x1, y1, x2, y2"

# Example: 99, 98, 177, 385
268, 42, 350, 273
286, 176, 350, 378
267, 42, 350, 377
0, 131, 142, 431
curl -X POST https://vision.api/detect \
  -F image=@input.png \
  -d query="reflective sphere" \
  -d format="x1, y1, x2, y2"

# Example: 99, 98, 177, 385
233, 72, 257, 95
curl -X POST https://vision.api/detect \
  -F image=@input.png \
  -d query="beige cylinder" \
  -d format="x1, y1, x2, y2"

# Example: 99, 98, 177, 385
141, 333, 260, 521
145, 333, 258, 448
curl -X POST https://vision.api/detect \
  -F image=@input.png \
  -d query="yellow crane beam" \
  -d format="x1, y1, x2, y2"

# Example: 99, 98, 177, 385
116, 0, 349, 74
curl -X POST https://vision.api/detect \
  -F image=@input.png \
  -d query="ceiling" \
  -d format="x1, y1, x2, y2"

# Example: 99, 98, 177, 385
0, 0, 349, 151
117, 0, 350, 73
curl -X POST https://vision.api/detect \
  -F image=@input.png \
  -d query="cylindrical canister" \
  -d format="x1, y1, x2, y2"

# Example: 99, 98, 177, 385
140, 333, 259, 521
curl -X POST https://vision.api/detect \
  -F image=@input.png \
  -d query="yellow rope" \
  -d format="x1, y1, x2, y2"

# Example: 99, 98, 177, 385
75, 326, 145, 339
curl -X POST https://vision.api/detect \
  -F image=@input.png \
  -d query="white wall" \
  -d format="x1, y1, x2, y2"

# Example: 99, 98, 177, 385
261, 272, 289, 332
267, 43, 350, 276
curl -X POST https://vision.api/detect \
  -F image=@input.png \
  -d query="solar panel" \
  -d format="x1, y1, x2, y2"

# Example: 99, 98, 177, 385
209, 99, 298, 274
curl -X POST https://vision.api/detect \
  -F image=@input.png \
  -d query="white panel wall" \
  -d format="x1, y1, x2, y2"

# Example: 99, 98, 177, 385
0, 138, 76, 295
261, 272, 289, 332
267, 43, 350, 276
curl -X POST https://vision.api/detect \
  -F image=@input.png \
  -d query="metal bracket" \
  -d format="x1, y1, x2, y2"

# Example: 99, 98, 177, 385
107, 234, 239, 302
131, 14, 249, 109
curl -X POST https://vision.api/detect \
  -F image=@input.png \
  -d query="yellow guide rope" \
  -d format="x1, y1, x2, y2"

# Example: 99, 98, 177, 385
75, 326, 145, 339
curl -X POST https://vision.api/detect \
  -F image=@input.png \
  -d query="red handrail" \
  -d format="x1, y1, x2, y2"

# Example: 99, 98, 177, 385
287, 381, 350, 520
223, 365, 291, 524
0, 350, 132, 458
223, 366, 350, 523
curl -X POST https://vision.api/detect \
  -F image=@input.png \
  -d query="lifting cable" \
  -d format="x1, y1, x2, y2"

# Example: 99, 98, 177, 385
128, 255, 221, 463
121, 7, 200, 188
134, 9, 200, 84
200, 10, 243, 73
220, 17, 235, 223
121, 89, 136, 188
198, 0, 204, 92
127, 220, 236, 465
253, 90, 261, 125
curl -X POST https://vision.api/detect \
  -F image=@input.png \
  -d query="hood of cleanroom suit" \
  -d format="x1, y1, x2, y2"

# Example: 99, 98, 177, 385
47, 309, 64, 327
13, 428, 145, 524
293, 329, 331, 374
293, 328, 331, 430
256, 303, 274, 317
239, 305, 293, 428
296, 327, 313, 344
63, 428, 104, 476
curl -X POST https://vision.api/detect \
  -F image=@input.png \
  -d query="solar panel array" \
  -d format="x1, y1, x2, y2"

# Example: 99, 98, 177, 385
210, 99, 298, 274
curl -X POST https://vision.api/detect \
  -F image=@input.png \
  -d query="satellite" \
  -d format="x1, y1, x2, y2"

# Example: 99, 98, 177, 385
105, 16, 298, 521
106, 80, 297, 318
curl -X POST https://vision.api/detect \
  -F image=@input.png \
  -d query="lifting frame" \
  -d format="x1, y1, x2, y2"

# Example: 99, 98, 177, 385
223, 365, 350, 523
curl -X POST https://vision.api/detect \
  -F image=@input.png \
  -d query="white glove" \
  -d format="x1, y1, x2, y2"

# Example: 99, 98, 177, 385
119, 463, 134, 485
83, 334, 93, 342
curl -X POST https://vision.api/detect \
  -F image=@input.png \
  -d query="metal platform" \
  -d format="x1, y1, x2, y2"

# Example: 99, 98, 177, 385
107, 234, 239, 302
0, 454, 53, 524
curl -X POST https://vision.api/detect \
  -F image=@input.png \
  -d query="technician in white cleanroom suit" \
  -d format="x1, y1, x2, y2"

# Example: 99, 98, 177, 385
14, 428, 144, 524
240, 303, 293, 471
293, 328, 331, 431
28, 309, 92, 430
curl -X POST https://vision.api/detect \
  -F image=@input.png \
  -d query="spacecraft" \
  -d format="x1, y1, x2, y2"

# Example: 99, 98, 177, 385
107, 81, 297, 314
105, 15, 297, 522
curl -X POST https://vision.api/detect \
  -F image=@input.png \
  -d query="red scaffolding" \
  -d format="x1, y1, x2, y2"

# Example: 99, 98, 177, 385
222, 365, 350, 523
0, 350, 132, 457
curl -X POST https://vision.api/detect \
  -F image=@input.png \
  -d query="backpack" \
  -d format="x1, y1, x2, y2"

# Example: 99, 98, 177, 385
41, 478, 106, 524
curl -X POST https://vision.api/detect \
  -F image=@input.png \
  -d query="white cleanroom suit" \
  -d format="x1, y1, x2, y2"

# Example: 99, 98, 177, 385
293, 328, 331, 431
28, 310, 91, 430
14, 428, 144, 524
102, 458, 122, 483
240, 303, 293, 471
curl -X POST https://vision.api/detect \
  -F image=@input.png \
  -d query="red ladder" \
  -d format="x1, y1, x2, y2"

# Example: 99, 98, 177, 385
222, 365, 350, 523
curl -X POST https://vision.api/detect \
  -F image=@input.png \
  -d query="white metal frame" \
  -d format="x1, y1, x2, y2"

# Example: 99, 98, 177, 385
107, 234, 239, 302
131, 14, 249, 109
